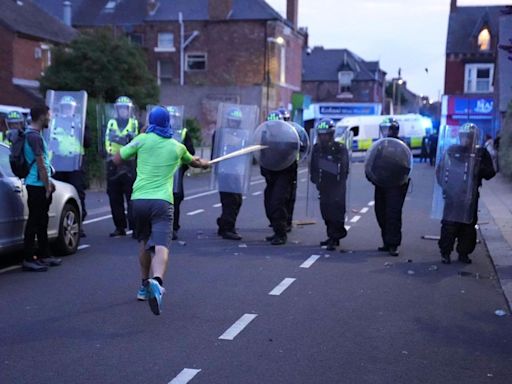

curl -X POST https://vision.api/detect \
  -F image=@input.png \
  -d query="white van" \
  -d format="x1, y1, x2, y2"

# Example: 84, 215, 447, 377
335, 114, 433, 151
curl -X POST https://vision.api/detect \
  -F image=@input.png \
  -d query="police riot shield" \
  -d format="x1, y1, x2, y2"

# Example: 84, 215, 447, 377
365, 138, 412, 188
96, 103, 139, 158
211, 103, 259, 194
252, 120, 300, 171
146, 105, 184, 135
431, 125, 481, 224
45, 90, 87, 171
290, 122, 311, 164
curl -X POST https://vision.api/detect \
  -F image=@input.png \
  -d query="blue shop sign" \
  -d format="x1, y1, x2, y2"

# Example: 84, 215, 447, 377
453, 98, 494, 116
319, 105, 379, 116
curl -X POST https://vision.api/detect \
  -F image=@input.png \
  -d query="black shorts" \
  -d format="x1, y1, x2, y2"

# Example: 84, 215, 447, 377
132, 199, 174, 250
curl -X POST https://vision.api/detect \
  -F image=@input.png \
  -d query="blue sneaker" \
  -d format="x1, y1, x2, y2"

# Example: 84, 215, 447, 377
137, 284, 149, 301
147, 279, 165, 315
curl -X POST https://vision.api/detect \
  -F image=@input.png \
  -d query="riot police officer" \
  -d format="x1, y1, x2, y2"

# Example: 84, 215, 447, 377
277, 106, 297, 232
310, 119, 349, 251
436, 123, 495, 264
51, 96, 91, 237
2, 111, 25, 145
262, 111, 298, 245
368, 118, 411, 256
105, 96, 139, 237
212, 107, 245, 240
168, 106, 195, 240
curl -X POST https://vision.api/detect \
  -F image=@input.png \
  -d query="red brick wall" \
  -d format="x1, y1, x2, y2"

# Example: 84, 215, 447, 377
12, 36, 46, 80
444, 55, 465, 95
302, 80, 383, 103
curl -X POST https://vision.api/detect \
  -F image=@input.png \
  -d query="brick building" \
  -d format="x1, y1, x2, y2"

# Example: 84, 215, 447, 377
36, 0, 305, 139
443, 0, 508, 136
0, 0, 76, 107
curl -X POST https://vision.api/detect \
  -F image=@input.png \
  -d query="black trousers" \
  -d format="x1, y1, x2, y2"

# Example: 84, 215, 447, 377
264, 172, 295, 236
319, 184, 347, 240
374, 183, 408, 247
24, 186, 52, 261
53, 171, 87, 220
173, 192, 184, 232
439, 219, 477, 257
287, 171, 298, 227
107, 173, 134, 230
218, 192, 243, 232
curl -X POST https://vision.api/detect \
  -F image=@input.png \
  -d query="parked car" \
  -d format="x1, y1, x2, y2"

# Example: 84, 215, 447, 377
0, 143, 81, 255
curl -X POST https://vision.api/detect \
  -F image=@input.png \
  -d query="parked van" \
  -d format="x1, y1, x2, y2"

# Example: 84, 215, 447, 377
335, 114, 433, 152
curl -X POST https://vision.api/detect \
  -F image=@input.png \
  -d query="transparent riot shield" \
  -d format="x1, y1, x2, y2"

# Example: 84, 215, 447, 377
365, 138, 412, 188
290, 122, 311, 164
431, 125, 481, 224
45, 90, 87, 171
146, 105, 184, 135
211, 103, 259, 194
252, 120, 300, 171
97, 103, 139, 158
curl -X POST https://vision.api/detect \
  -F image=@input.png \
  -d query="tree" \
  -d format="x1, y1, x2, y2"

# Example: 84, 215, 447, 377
40, 30, 159, 106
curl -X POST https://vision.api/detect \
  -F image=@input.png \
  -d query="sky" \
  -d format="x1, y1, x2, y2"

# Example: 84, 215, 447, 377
266, 0, 511, 100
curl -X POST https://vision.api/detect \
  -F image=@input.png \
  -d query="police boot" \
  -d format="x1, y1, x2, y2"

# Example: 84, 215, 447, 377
271, 235, 287, 246
458, 254, 472, 264
378, 245, 390, 252
266, 234, 276, 242
441, 253, 451, 264
221, 231, 242, 241
326, 238, 339, 251
388, 246, 399, 257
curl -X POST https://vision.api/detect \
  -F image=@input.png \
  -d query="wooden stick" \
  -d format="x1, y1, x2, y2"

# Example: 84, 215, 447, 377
208, 145, 268, 165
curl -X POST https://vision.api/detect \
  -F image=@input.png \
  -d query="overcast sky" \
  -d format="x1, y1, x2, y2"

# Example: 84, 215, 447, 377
266, 0, 511, 100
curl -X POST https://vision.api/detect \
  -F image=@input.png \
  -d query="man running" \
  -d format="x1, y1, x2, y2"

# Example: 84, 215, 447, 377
114, 106, 209, 315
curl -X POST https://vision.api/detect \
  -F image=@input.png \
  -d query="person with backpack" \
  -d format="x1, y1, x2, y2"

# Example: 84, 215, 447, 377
19, 105, 62, 271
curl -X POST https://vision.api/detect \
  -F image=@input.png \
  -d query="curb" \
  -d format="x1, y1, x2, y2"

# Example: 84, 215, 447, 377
479, 202, 512, 310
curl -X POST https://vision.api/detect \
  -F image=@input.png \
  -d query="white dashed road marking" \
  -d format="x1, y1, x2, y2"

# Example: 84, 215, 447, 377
300, 255, 321, 269
83, 214, 112, 225
250, 179, 266, 186
300, 178, 307, 182
345, 225, 351, 231
350, 215, 361, 223
252, 191, 263, 196
168, 369, 202, 384
213, 203, 222, 208
368, 201, 375, 206
184, 190, 217, 201
78, 244, 90, 251
0, 265, 21, 274
269, 278, 296, 296
219, 314, 258, 340
360, 207, 369, 213
187, 209, 205, 216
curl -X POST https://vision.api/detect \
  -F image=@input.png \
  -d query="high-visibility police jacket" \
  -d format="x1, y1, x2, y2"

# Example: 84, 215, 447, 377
105, 118, 138, 156
0, 131, 9, 146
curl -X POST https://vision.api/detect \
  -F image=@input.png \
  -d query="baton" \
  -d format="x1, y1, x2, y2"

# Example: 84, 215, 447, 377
208, 145, 268, 165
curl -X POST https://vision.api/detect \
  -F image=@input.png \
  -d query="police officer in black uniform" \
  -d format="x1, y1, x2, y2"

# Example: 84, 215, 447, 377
262, 111, 298, 245
372, 118, 409, 256
436, 123, 495, 264
310, 118, 349, 251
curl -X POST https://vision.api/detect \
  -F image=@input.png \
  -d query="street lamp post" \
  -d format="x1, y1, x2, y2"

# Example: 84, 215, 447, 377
265, 36, 285, 116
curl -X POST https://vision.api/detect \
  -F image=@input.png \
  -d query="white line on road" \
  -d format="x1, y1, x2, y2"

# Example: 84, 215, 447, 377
184, 190, 217, 201
168, 369, 202, 384
187, 209, 205, 216
126, 230, 133, 235
269, 278, 296, 296
83, 214, 112, 225
0, 265, 21, 274
219, 314, 258, 340
78, 244, 90, 251
300, 255, 321, 269
298, 168, 308, 174
360, 207, 369, 214
213, 203, 222, 208
345, 225, 351, 231
250, 179, 265, 186
242, 196, 247, 200
300, 178, 307, 182
252, 191, 263, 196
350, 215, 361, 223
368, 201, 375, 206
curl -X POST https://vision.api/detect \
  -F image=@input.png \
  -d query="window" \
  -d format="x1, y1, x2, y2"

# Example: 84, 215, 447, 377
338, 71, 354, 95
478, 28, 491, 51
155, 32, 175, 52
157, 60, 173, 87
186, 53, 207, 71
465, 64, 494, 93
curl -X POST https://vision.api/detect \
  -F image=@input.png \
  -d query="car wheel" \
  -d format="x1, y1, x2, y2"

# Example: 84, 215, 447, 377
54, 203, 80, 255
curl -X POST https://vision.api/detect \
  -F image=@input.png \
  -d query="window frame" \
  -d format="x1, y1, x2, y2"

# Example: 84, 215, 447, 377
155, 32, 175, 52
185, 52, 207, 72
464, 63, 494, 93
157, 60, 173, 86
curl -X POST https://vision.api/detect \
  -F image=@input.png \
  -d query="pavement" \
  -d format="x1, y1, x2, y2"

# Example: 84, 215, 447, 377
1, 162, 512, 383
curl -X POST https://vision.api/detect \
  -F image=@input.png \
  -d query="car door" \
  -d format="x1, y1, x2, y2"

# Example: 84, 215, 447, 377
0, 144, 26, 248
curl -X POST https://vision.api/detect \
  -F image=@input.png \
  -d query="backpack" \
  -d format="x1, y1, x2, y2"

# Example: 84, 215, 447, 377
9, 129, 35, 179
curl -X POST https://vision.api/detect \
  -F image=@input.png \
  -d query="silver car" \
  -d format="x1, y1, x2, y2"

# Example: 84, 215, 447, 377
0, 143, 82, 255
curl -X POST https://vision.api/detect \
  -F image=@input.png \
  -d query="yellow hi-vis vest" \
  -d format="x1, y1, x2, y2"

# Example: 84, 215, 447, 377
105, 118, 138, 155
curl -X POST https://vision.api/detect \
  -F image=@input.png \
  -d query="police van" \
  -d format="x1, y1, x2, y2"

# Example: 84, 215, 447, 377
335, 114, 432, 152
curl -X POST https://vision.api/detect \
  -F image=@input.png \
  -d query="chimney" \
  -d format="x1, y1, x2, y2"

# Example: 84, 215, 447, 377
147, 0, 159, 15
208, 0, 233, 20
287, 0, 298, 29
450, 0, 457, 12
63, 0, 72, 26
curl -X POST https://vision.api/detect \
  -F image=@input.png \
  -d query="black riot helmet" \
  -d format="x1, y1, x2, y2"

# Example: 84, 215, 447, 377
379, 117, 400, 138
277, 106, 291, 121
459, 123, 479, 149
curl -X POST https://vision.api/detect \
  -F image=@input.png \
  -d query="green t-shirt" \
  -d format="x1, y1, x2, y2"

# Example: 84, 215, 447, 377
120, 133, 194, 203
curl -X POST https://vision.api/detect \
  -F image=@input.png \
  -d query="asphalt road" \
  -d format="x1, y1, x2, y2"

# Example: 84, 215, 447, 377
1, 162, 511, 384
